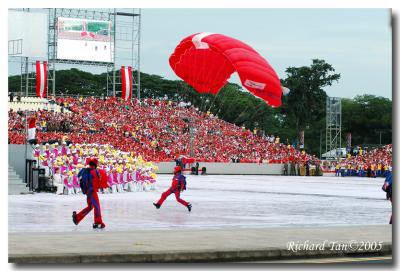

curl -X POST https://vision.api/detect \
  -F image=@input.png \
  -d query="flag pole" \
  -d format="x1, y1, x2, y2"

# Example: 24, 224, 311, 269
25, 111, 28, 180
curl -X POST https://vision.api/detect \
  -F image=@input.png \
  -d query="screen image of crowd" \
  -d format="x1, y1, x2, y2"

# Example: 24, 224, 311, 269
8, 96, 392, 195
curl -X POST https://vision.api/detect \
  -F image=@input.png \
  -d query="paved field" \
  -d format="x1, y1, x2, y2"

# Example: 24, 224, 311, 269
9, 225, 392, 263
8, 175, 391, 232
242, 255, 392, 264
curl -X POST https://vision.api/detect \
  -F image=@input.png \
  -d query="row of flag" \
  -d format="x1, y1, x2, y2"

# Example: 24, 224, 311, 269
35, 61, 133, 101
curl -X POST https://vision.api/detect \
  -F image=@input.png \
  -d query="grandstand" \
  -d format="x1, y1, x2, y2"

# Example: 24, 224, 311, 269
8, 96, 319, 165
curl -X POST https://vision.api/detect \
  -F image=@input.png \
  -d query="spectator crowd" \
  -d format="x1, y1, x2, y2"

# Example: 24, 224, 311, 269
332, 144, 392, 177
9, 96, 320, 164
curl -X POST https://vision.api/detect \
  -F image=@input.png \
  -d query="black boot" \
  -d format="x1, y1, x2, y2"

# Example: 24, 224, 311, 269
93, 222, 106, 229
187, 203, 192, 212
153, 203, 160, 209
72, 211, 78, 225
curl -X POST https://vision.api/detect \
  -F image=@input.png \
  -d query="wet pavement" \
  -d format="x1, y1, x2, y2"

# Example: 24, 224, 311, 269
8, 175, 391, 233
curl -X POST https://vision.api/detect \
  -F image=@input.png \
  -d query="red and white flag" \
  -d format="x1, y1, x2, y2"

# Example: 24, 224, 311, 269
28, 116, 36, 141
120, 66, 132, 101
36, 61, 47, 98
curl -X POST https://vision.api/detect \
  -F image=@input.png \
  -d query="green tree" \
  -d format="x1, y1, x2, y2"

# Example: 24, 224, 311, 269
342, 94, 392, 146
8, 75, 21, 93
281, 59, 340, 148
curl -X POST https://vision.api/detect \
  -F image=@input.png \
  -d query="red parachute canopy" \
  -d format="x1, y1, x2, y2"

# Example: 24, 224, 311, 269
169, 33, 283, 107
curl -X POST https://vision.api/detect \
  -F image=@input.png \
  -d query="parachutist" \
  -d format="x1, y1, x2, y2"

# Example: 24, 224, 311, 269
154, 166, 190, 210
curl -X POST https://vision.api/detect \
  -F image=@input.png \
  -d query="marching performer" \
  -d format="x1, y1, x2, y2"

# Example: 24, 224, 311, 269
72, 158, 106, 229
153, 166, 191, 212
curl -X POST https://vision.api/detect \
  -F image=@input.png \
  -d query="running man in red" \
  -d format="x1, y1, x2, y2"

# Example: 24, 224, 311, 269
72, 158, 106, 228
153, 166, 192, 212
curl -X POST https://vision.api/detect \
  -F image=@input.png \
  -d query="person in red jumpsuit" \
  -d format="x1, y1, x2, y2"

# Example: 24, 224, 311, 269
72, 158, 106, 228
153, 166, 192, 212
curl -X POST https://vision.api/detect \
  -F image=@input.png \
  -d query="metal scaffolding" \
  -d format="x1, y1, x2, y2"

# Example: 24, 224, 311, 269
19, 58, 36, 96
325, 97, 342, 160
11, 8, 141, 98
107, 9, 141, 99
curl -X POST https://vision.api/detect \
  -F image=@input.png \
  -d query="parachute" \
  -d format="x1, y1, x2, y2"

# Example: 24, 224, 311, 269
169, 33, 283, 107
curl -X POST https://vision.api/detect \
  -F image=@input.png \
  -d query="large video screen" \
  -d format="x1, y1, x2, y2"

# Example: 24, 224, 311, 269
56, 17, 114, 63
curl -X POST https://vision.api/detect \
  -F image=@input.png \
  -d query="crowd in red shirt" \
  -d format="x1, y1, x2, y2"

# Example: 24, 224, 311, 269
8, 97, 319, 164
330, 144, 393, 177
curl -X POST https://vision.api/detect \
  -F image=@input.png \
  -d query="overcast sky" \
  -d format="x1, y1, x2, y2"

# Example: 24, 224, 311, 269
8, 8, 392, 99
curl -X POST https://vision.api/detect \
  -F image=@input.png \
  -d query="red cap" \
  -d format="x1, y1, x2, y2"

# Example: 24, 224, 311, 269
174, 166, 181, 174
90, 158, 98, 166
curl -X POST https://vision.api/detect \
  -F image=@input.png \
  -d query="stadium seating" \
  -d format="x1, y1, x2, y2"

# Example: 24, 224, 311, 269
8, 97, 72, 113
8, 96, 319, 164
